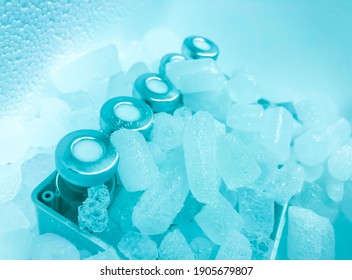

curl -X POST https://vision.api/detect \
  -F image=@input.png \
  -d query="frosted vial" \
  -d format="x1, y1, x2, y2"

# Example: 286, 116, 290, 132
133, 73, 181, 113
100, 96, 153, 136
182, 35, 219, 60
55, 129, 119, 221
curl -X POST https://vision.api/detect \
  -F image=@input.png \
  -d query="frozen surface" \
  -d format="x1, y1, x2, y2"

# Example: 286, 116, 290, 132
287, 206, 335, 260
31, 233, 80, 260
117, 232, 158, 260
195, 195, 244, 245
216, 231, 252, 260
159, 229, 195, 260
183, 111, 221, 203
111, 129, 159, 192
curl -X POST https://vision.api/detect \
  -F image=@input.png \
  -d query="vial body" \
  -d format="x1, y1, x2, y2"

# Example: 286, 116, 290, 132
55, 129, 119, 222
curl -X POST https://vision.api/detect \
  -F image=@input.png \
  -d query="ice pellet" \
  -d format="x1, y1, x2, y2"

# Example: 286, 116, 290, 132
190, 237, 215, 260
0, 202, 30, 233
165, 58, 226, 94
238, 188, 274, 236
159, 229, 195, 260
182, 91, 232, 122
183, 111, 221, 203
132, 166, 189, 235
294, 117, 351, 166
52, 44, 121, 93
326, 176, 344, 203
291, 182, 339, 223
217, 134, 261, 190
287, 206, 335, 260
173, 106, 193, 124
0, 164, 22, 203
260, 107, 294, 161
266, 163, 305, 205
216, 231, 252, 260
31, 233, 80, 260
328, 141, 352, 181
109, 188, 142, 232
149, 112, 184, 151
0, 229, 34, 260
111, 129, 159, 192
227, 71, 261, 104
117, 232, 158, 260
195, 195, 244, 245
226, 104, 264, 132
303, 164, 324, 183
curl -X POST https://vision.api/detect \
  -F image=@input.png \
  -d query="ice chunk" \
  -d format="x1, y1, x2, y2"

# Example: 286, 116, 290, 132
294, 117, 351, 166
303, 164, 324, 183
147, 142, 168, 166
0, 229, 34, 260
85, 248, 120, 260
328, 141, 352, 181
52, 44, 121, 93
227, 71, 261, 104
149, 113, 184, 151
216, 231, 252, 260
78, 185, 110, 233
132, 166, 189, 235
165, 58, 226, 94
107, 62, 149, 99
266, 163, 305, 205
238, 188, 274, 236
242, 229, 274, 260
294, 100, 337, 129
159, 229, 195, 260
26, 118, 68, 148
31, 233, 80, 260
0, 203, 30, 233
326, 176, 344, 203
21, 152, 55, 190
109, 188, 142, 232
341, 183, 352, 222
226, 104, 264, 132
195, 195, 244, 245
0, 164, 22, 203
111, 129, 159, 192
260, 107, 294, 161
182, 90, 232, 122
173, 106, 193, 124
291, 182, 339, 222
183, 111, 221, 203
86, 79, 109, 109
287, 206, 335, 260
190, 237, 216, 260
117, 232, 158, 260
0, 117, 29, 164
217, 134, 261, 190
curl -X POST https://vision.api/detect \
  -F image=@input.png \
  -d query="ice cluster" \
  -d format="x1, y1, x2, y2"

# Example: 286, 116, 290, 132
1, 31, 352, 260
